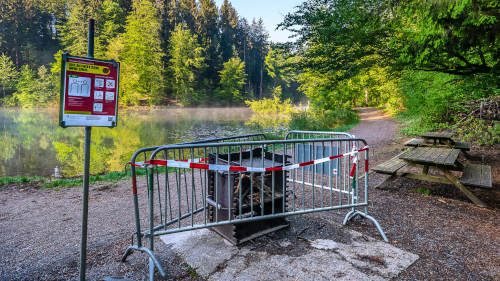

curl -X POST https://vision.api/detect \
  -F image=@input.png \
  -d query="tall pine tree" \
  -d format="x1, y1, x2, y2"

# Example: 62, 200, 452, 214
198, 0, 220, 93
248, 18, 268, 98
109, 0, 164, 105
167, 24, 205, 105
58, 0, 103, 56
219, 0, 238, 63
0, 0, 59, 67
178, 0, 198, 33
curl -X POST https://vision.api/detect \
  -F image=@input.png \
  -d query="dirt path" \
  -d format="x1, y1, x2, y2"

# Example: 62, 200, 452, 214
0, 107, 498, 280
349, 107, 398, 148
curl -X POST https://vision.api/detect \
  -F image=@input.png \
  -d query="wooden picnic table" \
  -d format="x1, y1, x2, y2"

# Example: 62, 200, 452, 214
399, 147, 487, 207
374, 147, 489, 208
420, 131, 455, 145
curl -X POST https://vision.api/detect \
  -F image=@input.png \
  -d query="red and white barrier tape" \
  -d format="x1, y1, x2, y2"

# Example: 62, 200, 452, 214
130, 146, 369, 173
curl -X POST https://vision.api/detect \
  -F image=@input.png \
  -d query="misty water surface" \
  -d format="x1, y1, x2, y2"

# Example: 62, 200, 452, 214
0, 107, 260, 177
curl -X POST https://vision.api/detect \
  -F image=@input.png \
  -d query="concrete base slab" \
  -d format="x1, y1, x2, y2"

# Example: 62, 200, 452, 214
160, 216, 418, 281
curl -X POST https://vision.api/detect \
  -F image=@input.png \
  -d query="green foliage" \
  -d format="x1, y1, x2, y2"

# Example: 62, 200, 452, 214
246, 83, 359, 132
393, 0, 499, 76
343, 59, 401, 112
0, 53, 17, 101
58, 0, 125, 57
264, 47, 300, 101
58, 0, 104, 56
0, 176, 45, 186
219, 0, 239, 63
217, 56, 247, 104
184, 264, 199, 278
12, 65, 57, 107
1, 0, 300, 107
109, 0, 164, 105
397, 70, 498, 136
280, 0, 392, 83
454, 119, 500, 146
416, 187, 431, 196
289, 108, 359, 131
245, 86, 296, 114
95, 0, 126, 57
281, 0, 499, 141
245, 86, 298, 130
0, 166, 174, 189
0, 0, 61, 67
168, 24, 206, 105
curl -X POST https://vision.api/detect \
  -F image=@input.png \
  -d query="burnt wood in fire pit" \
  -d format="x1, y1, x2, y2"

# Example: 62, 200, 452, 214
207, 148, 290, 245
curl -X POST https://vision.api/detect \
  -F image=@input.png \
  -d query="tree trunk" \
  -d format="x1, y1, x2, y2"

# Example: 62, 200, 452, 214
364, 88, 368, 105
259, 66, 263, 99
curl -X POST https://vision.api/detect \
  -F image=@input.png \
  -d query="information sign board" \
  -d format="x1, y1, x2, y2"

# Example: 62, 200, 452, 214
59, 54, 120, 127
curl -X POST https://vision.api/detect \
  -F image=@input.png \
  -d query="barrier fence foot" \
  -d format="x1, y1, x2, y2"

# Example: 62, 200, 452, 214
343, 210, 389, 242
149, 258, 155, 281
121, 246, 134, 262
120, 245, 167, 278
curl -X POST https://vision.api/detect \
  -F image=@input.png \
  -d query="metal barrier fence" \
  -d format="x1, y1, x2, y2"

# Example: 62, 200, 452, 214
122, 132, 388, 280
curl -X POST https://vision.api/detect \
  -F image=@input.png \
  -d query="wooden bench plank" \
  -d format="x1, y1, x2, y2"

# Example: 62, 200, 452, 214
405, 138, 424, 147
435, 148, 450, 164
480, 165, 492, 188
400, 147, 460, 167
454, 141, 471, 151
443, 149, 460, 166
372, 156, 408, 175
461, 164, 492, 188
422, 131, 453, 139
421, 147, 437, 163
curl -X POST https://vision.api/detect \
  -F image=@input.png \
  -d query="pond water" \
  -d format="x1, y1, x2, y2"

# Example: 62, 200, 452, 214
0, 107, 260, 177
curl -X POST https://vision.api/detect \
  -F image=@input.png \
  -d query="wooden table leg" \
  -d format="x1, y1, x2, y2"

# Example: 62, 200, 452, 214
422, 165, 429, 175
440, 168, 488, 208
375, 175, 396, 189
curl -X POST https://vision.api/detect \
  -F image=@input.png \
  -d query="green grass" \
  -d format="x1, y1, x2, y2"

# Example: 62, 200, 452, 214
0, 176, 45, 186
184, 264, 199, 278
0, 166, 175, 189
416, 187, 431, 195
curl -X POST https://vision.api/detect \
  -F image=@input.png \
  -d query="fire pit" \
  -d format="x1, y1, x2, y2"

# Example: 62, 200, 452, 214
207, 148, 290, 245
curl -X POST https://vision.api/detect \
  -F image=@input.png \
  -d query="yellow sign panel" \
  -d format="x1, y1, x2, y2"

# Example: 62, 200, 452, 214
67, 62, 111, 75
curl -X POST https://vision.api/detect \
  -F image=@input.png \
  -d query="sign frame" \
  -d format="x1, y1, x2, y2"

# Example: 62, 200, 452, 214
59, 53, 120, 128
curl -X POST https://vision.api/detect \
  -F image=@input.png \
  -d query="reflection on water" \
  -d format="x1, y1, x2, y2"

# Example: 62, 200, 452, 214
0, 107, 257, 177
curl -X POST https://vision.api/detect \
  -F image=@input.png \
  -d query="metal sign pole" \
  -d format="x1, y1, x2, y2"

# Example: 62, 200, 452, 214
79, 18, 94, 281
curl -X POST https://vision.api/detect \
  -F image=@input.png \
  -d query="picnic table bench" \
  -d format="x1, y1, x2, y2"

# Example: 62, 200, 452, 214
373, 146, 492, 208
405, 138, 471, 151
404, 131, 471, 152
421, 131, 454, 145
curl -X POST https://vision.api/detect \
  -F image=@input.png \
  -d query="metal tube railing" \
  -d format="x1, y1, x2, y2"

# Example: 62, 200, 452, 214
122, 134, 387, 281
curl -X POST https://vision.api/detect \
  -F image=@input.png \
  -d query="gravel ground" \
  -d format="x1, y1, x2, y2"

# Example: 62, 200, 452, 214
0, 107, 498, 280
